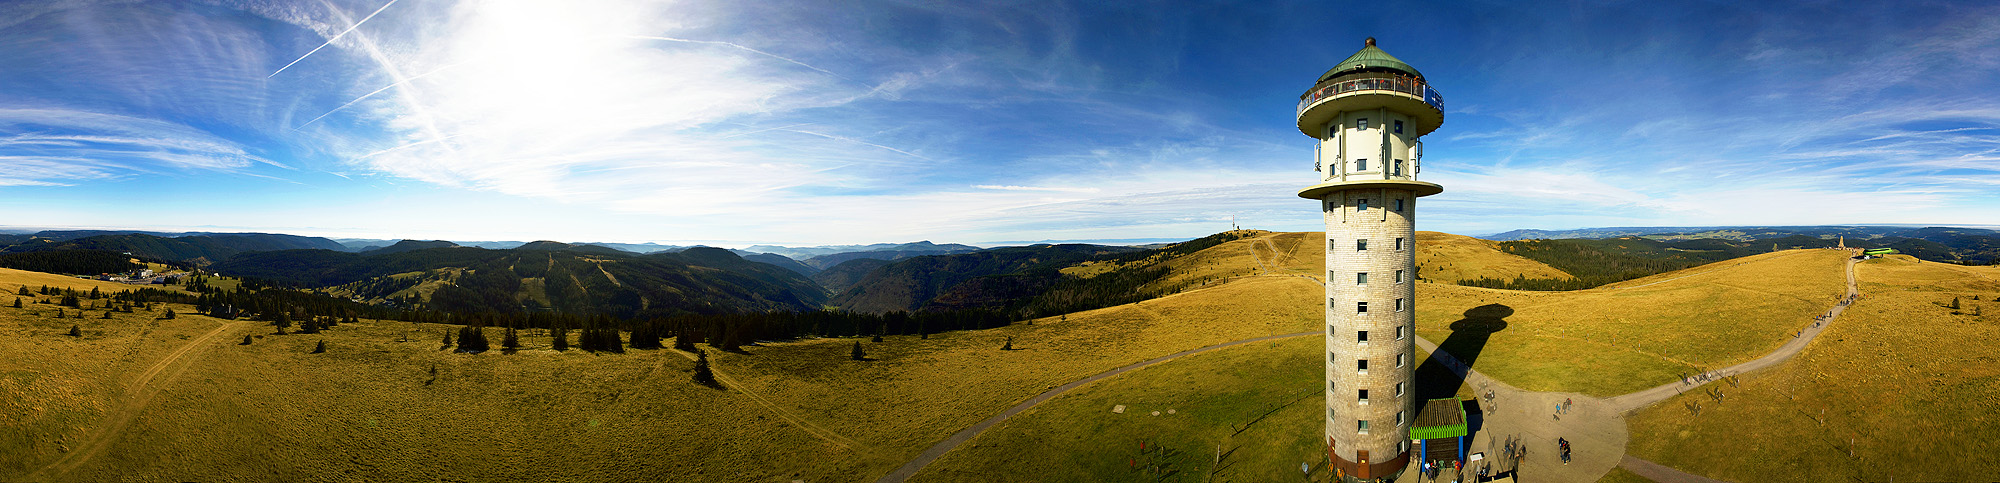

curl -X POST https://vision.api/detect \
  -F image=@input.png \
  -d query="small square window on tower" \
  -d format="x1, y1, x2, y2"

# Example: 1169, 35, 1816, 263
1395, 237, 1406, 250
1394, 198, 1405, 211
1356, 272, 1368, 285
1357, 239, 1369, 251
1328, 240, 1336, 251
1395, 298, 1405, 312
1358, 419, 1370, 433
1357, 198, 1369, 211
1357, 359, 1368, 372
1358, 388, 1370, 404
1395, 269, 1406, 283
1356, 158, 1369, 171
1395, 120, 1404, 133
1397, 410, 1406, 426
1394, 159, 1404, 176
1397, 382, 1406, 397
1357, 301, 1368, 313
1397, 353, 1407, 367
1357, 330, 1369, 343
1328, 298, 1336, 309
1358, 118, 1368, 130
1396, 326, 1406, 340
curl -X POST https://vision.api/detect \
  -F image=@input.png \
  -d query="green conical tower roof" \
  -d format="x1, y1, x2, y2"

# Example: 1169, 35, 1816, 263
1317, 37, 1422, 82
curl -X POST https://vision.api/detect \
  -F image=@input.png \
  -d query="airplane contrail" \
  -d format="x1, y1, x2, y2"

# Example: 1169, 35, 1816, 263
629, 35, 857, 83
269, 0, 401, 78
292, 61, 467, 130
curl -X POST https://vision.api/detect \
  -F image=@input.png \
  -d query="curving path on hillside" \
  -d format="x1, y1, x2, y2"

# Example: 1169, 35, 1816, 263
26, 319, 246, 482
871, 330, 1319, 483
874, 250, 1859, 483
1412, 252, 1859, 483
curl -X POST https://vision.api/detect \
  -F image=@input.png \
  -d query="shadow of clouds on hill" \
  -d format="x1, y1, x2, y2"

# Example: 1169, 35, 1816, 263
1416, 303, 1510, 402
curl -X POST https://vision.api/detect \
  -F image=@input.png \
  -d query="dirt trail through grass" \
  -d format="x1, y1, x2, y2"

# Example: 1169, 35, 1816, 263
873, 330, 1319, 483
27, 319, 246, 481
666, 348, 865, 451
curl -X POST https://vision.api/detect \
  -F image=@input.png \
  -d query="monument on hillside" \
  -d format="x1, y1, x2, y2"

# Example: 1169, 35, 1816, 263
1296, 37, 1445, 482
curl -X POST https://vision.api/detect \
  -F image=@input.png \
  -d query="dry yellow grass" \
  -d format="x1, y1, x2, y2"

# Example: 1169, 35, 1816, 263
1414, 249, 1851, 396
1624, 255, 2000, 482
0, 233, 1858, 482
1414, 231, 1573, 282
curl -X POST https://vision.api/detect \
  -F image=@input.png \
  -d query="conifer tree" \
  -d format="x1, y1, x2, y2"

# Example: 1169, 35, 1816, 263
851, 341, 865, 360
89, 287, 100, 299
102, 310, 113, 319
551, 325, 569, 351
456, 326, 490, 353
442, 331, 453, 348
15, 286, 27, 296
12, 298, 20, 308
162, 308, 176, 320
241, 334, 253, 345
312, 340, 326, 354
68, 325, 81, 337
692, 349, 719, 388
502, 326, 520, 350
1002, 336, 1014, 350
55, 308, 64, 318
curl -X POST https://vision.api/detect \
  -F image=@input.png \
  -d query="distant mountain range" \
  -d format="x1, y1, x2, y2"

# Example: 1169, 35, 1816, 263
1483, 225, 2000, 265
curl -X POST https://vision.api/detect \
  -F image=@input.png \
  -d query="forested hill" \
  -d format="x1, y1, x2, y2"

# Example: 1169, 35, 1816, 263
212, 245, 828, 318
831, 243, 1144, 314
0, 232, 346, 264
1483, 225, 2000, 265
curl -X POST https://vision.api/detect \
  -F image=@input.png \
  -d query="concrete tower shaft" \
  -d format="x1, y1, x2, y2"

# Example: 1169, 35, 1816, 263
1296, 38, 1443, 483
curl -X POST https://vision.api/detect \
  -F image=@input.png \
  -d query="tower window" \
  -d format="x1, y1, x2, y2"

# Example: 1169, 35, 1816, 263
1357, 198, 1369, 211
1396, 326, 1406, 340
1330, 408, 1337, 420
1395, 298, 1405, 311
1357, 239, 1368, 251
1356, 158, 1369, 171
1396, 237, 1406, 250
1394, 198, 1404, 211
1358, 419, 1370, 433
1330, 270, 1337, 280
1329, 352, 1336, 364
1394, 120, 1403, 134
1328, 298, 1336, 309
1357, 301, 1368, 313
1394, 159, 1404, 176
1356, 272, 1368, 285
1395, 269, 1405, 283
1358, 389, 1370, 404
1357, 118, 1368, 130
1358, 330, 1369, 343
1326, 200, 1336, 211
1358, 359, 1368, 373
1397, 382, 1406, 397
1397, 353, 1407, 368
1397, 410, 1406, 426
1328, 324, 1335, 335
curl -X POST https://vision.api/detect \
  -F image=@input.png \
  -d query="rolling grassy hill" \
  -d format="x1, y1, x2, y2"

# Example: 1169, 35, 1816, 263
1414, 231, 1573, 283
1623, 255, 2000, 482
0, 231, 1877, 482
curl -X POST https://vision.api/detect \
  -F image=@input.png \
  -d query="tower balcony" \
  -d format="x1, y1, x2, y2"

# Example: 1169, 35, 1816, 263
1296, 76, 1444, 138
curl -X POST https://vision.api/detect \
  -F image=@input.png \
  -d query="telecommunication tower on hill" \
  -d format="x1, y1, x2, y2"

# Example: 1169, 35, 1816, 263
1295, 37, 1445, 482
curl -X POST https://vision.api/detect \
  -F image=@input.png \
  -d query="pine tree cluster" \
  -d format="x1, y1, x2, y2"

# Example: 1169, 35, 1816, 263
456, 326, 490, 353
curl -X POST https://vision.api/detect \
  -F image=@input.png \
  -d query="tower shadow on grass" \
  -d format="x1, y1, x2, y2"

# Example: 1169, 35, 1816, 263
1415, 303, 1511, 403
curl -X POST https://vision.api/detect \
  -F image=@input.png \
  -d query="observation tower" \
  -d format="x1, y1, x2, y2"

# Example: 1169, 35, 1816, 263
1296, 37, 1444, 482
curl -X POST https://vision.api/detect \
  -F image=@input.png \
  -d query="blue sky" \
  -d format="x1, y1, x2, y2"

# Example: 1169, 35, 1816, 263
1, 0, 1996, 247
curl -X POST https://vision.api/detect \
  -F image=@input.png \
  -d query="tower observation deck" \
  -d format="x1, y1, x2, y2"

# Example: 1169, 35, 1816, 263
1297, 37, 1444, 482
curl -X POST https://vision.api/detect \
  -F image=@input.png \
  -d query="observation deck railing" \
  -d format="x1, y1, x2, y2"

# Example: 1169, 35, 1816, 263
1297, 75, 1444, 116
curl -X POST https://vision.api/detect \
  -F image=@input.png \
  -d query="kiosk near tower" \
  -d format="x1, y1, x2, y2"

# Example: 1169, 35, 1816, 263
1296, 37, 1445, 482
